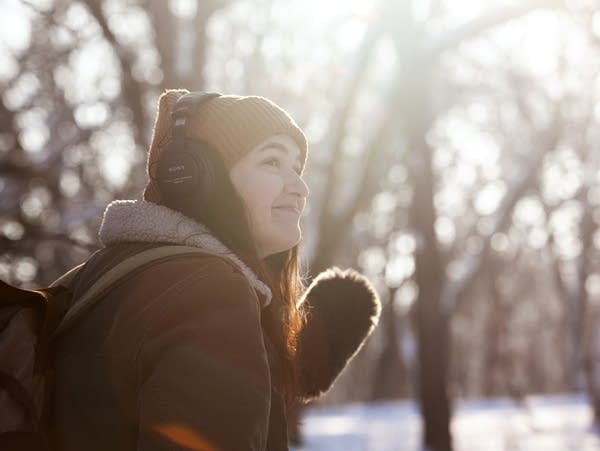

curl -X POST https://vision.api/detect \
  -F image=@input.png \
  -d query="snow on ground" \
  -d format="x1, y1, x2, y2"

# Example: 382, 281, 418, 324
292, 394, 600, 450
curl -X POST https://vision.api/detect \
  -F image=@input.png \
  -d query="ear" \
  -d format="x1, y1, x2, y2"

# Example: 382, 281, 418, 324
295, 268, 380, 401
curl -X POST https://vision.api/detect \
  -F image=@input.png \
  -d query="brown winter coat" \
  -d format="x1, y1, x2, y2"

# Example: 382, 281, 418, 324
51, 239, 380, 451
52, 242, 286, 450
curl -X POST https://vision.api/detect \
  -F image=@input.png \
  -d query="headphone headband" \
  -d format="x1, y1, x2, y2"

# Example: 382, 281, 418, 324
171, 91, 222, 151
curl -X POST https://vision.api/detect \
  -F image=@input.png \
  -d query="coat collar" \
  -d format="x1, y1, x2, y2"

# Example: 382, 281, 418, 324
98, 199, 272, 307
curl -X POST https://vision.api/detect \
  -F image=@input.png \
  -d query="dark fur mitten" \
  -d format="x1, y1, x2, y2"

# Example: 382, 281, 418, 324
295, 268, 380, 401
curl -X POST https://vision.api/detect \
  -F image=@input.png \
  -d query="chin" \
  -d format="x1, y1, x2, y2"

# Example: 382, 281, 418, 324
261, 229, 301, 257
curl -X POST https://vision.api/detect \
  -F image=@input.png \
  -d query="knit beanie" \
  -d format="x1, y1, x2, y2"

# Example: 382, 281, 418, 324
143, 89, 308, 204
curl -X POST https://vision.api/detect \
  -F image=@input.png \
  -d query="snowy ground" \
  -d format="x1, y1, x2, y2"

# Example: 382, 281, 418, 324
292, 394, 600, 450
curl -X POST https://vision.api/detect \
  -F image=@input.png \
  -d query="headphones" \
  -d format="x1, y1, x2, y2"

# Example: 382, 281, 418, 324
154, 91, 223, 211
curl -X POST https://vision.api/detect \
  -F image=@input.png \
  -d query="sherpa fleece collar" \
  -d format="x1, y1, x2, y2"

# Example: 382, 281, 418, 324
99, 199, 272, 307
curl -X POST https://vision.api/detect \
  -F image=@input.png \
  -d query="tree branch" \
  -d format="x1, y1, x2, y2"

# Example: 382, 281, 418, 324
309, 14, 385, 272
81, 0, 148, 147
440, 114, 560, 316
429, 0, 566, 57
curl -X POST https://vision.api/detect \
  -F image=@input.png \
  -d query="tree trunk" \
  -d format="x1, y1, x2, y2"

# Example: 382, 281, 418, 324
371, 289, 409, 400
409, 132, 452, 450
482, 261, 506, 397
578, 197, 600, 423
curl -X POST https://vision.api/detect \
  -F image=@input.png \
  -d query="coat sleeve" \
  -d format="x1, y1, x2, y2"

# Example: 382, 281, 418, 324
135, 261, 271, 451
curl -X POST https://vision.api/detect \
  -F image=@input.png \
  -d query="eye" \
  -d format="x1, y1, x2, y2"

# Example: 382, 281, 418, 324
263, 157, 281, 169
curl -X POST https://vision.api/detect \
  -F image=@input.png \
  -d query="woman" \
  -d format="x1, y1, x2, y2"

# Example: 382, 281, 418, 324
52, 90, 380, 450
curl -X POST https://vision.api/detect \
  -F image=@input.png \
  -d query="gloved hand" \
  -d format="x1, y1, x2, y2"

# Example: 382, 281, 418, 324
294, 268, 381, 401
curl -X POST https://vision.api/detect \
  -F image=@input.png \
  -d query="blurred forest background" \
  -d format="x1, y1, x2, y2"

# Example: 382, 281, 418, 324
2, 0, 600, 450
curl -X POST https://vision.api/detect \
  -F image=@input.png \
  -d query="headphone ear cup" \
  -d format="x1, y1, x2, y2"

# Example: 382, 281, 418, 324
155, 150, 202, 198
155, 139, 221, 215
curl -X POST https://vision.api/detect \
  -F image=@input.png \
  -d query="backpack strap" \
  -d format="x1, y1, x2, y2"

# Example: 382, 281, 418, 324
49, 262, 87, 290
52, 246, 231, 338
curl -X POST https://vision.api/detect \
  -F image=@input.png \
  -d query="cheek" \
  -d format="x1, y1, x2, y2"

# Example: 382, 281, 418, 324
236, 178, 276, 221
230, 165, 284, 222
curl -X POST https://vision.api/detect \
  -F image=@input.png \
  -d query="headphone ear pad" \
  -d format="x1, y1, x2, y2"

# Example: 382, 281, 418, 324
191, 149, 218, 208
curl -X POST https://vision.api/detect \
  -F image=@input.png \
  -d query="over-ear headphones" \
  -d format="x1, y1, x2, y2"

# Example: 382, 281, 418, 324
154, 91, 223, 211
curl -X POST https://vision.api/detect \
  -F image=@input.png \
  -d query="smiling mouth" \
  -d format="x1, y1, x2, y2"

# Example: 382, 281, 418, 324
273, 206, 301, 215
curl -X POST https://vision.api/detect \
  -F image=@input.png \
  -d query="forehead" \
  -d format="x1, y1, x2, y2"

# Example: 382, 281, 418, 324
253, 134, 302, 161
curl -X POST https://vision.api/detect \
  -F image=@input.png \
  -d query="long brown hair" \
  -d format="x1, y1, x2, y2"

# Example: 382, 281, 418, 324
170, 139, 306, 399
262, 247, 306, 400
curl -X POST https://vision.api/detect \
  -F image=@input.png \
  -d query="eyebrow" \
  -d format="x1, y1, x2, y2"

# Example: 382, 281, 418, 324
257, 142, 302, 171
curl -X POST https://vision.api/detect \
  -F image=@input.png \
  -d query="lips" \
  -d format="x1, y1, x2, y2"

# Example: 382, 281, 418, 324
273, 204, 301, 215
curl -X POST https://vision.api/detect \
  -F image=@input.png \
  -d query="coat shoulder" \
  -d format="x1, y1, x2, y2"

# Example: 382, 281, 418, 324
75, 243, 244, 295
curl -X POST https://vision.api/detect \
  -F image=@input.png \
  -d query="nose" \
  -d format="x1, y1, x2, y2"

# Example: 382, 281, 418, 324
286, 170, 309, 199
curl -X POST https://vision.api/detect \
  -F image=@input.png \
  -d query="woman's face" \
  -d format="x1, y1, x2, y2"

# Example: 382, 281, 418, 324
229, 134, 309, 259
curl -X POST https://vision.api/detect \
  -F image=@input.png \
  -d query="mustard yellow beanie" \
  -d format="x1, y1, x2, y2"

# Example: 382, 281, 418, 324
143, 89, 308, 204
